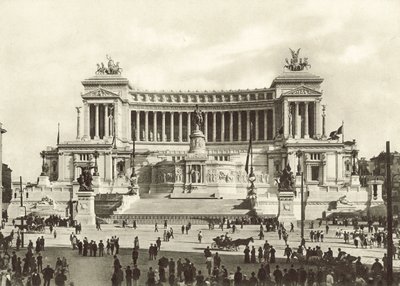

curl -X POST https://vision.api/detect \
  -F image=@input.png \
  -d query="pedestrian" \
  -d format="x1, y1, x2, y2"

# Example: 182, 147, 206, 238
244, 246, 250, 263
125, 266, 132, 286
155, 223, 158, 232
42, 265, 54, 286
132, 265, 140, 286
198, 231, 203, 243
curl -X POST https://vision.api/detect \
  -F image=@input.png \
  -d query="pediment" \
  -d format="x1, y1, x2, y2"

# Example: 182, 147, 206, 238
81, 87, 121, 98
281, 85, 322, 97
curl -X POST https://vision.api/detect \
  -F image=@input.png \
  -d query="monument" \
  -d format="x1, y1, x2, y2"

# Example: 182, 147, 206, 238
276, 164, 297, 225
75, 165, 96, 226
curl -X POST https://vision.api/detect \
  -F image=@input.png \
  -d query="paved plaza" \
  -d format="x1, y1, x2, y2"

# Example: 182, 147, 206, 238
2, 221, 398, 285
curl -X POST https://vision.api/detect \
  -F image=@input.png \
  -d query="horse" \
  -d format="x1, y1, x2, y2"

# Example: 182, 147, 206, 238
0, 231, 14, 251
231, 237, 254, 249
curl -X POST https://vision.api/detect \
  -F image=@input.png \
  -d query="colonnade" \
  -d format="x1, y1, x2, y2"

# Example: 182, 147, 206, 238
82, 103, 113, 140
283, 100, 319, 139
132, 109, 274, 143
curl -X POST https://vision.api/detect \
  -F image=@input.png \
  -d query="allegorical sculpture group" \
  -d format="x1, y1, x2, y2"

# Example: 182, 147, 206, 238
284, 48, 311, 71
96, 55, 122, 75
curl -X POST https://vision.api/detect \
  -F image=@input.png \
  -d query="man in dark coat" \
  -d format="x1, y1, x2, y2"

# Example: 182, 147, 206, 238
244, 246, 250, 263
42, 265, 54, 286
31, 270, 42, 286
132, 264, 140, 286
234, 266, 243, 286
132, 248, 139, 265
273, 265, 283, 286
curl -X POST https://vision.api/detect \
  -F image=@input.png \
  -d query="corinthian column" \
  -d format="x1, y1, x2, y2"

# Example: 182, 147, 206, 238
144, 111, 149, 141
221, 112, 225, 142
162, 112, 166, 142
153, 111, 157, 142
170, 112, 174, 142
204, 112, 208, 142
104, 105, 109, 138
246, 111, 250, 140
283, 99, 289, 139
179, 112, 182, 142
255, 110, 259, 141
136, 111, 140, 141
213, 112, 216, 142
229, 111, 233, 142
94, 104, 99, 140
82, 102, 89, 140
304, 102, 309, 139
294, 102, 300, 139
76, 107, 81, 140
238, 111, 242, 141
187, 111, 191, 140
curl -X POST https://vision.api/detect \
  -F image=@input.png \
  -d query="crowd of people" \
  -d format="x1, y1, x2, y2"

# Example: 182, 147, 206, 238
0, 232, 71, 286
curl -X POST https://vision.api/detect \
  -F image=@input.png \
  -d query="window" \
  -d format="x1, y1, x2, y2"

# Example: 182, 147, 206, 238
310, 153, 321, 160
266, 93, 273, 100
311, 166, 319, 181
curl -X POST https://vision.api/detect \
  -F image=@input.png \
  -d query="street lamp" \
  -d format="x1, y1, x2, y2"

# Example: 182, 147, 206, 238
93, 150, 99, 176
296, 150, 302, 176
295, 150, 305, 240
19, 176, 26, 248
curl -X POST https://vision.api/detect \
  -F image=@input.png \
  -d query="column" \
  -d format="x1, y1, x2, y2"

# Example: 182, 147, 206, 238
83, 102, 89, 140
272, 108, 275, 140
283, 99, 289, 138
178, 112, 182, 142
94, 104, 99, 139
204, 112, 208, 142
104, 105, 109, 139
161, 112, 166, 142
170, 112, 174, 142
221, 112, 225, 142
144, 111, 149, 141
229, 111, 233, 142
295, 102, 300, 139
213, 112, 216, 142
315, 99, 321, 138
304, 102, 309, 139
187, 111, 191, 141
76, 107, 81, 140
263, 110, 267, 140
246, 111, 250, 140
153, 111, 157, 141
255, 110, 259, 141
238, 111, 242, 141
136, 111, 140, 141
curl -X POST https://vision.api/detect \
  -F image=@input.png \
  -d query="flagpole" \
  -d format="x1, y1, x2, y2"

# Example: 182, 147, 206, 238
342, 121, 344, 143
250, 122, 253, 174
57, 123, 60, 145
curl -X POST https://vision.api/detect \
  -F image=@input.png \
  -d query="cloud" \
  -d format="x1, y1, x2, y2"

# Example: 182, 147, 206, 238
1, 0, 400, 180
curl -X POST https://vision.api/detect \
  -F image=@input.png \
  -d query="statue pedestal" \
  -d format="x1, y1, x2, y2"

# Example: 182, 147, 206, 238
277, 191, 296, 227
189, 129, 206, 153
350, 175, 360, 187
75, 191, 96, 226
367, 179, 384, 203
37, 175, 50, 187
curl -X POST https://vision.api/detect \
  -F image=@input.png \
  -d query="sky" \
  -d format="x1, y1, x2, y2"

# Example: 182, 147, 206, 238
0, 0, 399, 181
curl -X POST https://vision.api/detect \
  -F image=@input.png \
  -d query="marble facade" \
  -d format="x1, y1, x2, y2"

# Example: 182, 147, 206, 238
8, 54, 383, 220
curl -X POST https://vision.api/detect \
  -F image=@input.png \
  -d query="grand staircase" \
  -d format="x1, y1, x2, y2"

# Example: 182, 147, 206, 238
95, 194, 124, 218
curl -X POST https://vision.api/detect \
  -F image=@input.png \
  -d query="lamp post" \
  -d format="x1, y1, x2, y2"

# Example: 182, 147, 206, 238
296, 150, 302, 176
386, 141, 393, 286
93, 150, 99, 176
296, 150, 305, 239
19, 176, 25, 248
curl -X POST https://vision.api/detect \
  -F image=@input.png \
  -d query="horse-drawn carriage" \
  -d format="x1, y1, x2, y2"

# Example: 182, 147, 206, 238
210, 236, 254, 251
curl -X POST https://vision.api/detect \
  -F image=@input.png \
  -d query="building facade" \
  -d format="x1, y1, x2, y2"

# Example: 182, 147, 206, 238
9, 52, 382, 220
